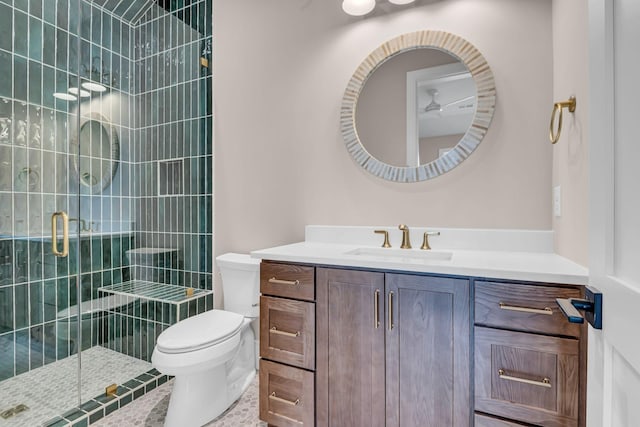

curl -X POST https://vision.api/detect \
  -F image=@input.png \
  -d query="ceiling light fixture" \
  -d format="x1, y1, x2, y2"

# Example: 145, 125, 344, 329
81, 82, 107, 92
342, 0, 376, 16
53, 93, 78, 101
68, 87, 91, 98
343, 0, 416, 16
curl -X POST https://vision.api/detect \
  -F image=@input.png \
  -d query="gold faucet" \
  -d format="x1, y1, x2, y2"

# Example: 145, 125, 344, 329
398, 224, 411, 249
420, 231, 441, 250
374, 230, 391, 248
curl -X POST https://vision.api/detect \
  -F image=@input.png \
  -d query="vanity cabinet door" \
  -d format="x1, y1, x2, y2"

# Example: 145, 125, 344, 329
316, 268, 385, 427
385, 274, 471, 427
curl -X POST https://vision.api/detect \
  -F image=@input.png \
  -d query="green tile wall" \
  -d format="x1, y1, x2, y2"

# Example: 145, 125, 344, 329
0, 0, 213, 383
101, 291, 213, 361
0, 236, 133, 381
132, 0, 213, 292
0, 0, 136, 382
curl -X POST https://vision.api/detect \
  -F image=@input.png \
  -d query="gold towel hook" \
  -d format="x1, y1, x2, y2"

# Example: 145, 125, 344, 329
549, 96, 577, 144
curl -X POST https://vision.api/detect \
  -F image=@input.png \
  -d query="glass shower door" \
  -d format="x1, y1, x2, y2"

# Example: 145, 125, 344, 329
0, 0, 85, 423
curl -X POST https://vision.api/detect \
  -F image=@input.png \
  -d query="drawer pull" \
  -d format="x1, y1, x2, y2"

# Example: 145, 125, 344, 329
270, 326, 300, 338
268, 277, 300, 286
270, 392, 300, 406
498, 369, 552, 388
499, 302, 553, 315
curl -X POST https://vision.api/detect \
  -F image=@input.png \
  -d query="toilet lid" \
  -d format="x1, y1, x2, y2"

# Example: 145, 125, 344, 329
156, 310, 245, 354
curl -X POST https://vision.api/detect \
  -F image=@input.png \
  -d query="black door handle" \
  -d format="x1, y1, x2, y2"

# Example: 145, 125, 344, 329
556, 286, 602, 329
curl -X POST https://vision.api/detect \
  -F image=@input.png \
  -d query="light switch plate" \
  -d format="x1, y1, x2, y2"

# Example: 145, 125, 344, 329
553, 185, 562, 217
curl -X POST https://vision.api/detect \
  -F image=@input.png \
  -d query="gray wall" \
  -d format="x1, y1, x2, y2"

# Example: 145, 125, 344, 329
214, 0, 554, 269
551, 0, 588, 266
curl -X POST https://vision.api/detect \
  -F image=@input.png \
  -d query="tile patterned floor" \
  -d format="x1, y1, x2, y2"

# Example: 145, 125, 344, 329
0, 347, 151, 427
94, 376, 266, 427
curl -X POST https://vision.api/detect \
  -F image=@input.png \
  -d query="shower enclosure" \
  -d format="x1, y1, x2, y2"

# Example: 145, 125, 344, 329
0, 1, 213, 425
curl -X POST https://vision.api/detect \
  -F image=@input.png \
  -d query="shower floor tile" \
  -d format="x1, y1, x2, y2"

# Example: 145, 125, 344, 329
94, 376, 266, 427
0, 346, 151, 427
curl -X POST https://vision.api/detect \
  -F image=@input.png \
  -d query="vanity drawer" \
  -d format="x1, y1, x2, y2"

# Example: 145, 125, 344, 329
260, 296, 315, 370
475, 281, 582, 337
259, 359, 315, 427
475, 413, 530, 427
475, 327, 580, 427
261, 262, 315, 301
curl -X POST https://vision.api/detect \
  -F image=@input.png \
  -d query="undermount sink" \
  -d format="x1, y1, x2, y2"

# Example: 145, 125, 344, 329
345, 247, 453, 261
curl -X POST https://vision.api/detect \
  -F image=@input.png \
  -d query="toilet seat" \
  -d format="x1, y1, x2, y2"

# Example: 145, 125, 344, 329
156, 310, 244, 354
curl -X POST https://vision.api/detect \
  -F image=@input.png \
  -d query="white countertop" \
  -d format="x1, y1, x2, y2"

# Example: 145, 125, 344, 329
251, 226, 589, 285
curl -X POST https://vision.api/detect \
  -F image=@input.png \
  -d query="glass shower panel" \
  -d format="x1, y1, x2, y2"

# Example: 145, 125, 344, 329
74, 1, 153, 403
0, 0, 84, 423
1, 0, 213, 424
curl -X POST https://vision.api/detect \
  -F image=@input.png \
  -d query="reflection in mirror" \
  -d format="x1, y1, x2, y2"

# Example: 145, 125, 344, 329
356, 48, 477, 167
411, 61, 476, 166
342, 31, 496, 183
79, 121, 108, 186
71, 113, 119, 193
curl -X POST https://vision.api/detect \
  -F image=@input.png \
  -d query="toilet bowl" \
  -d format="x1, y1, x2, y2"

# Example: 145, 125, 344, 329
151, 253, 260, 427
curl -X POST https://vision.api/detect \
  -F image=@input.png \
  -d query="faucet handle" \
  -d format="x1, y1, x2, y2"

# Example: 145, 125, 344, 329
374, 230, 391, 248
420, 231, 440, 250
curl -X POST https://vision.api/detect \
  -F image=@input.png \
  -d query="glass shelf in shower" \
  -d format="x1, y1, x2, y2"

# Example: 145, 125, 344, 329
98, 280, 212, 304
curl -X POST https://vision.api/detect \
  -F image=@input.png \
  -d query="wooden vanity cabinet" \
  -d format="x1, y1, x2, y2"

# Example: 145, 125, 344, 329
316, 268, 471, 427
474, 281, 586, 427
259, 261, 317, 427
258, 261, 586, 427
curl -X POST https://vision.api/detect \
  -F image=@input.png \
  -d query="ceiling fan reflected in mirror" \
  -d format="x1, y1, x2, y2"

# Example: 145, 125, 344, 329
422, 88, 475, 114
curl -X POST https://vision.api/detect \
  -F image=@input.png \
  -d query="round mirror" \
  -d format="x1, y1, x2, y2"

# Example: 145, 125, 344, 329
341, 31, 496, 182
71, 113, 119, 193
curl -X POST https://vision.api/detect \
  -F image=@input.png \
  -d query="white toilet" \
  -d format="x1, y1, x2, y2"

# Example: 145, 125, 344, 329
151, 253, 260, 427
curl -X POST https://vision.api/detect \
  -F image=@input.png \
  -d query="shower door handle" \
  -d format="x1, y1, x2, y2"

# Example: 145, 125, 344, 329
51, 211, 69, 257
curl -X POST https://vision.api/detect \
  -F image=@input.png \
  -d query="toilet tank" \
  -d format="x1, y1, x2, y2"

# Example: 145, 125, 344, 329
216, 253, 260, 318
